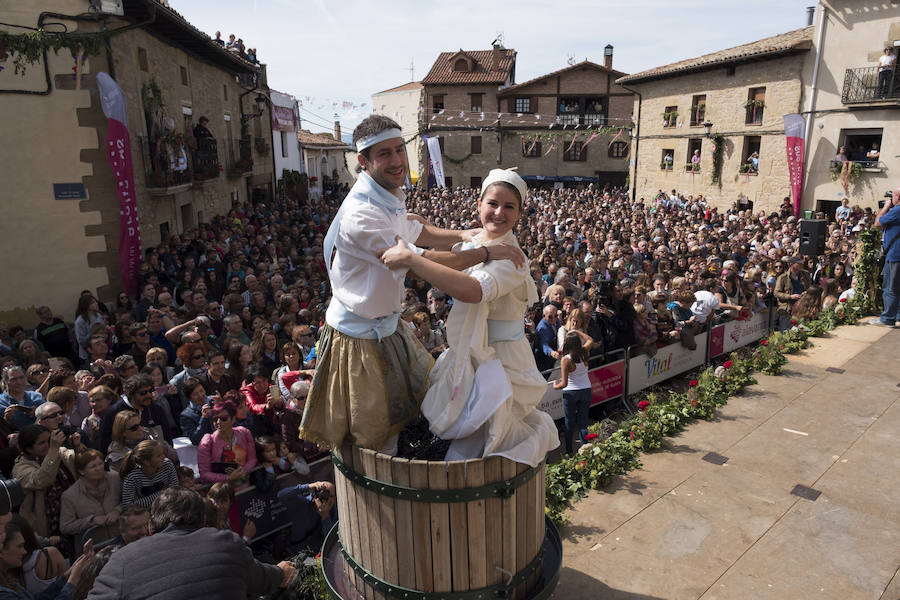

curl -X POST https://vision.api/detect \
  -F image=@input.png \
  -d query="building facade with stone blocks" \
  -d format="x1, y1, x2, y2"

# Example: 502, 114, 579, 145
0, 0, 275, 321
618, 27, 813, 214
801, 1, 900, 217
372, 82, 424, 181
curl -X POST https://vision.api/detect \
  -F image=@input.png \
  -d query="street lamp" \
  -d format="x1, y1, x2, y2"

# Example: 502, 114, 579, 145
240, 93, 269, 124
703, 121, 714, 138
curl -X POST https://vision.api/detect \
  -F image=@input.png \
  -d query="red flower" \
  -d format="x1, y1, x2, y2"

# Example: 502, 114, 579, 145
689, 379, 699, 387
690, 398, 698, 407
723, 361, 733, 369
584, 433, 598, 442
629, 431, 635, 440
637, 400, 650, 411
760, 340, 768, 346
316, 553, 322, 559
575, 460, 587, 471
839, 297, 847, 303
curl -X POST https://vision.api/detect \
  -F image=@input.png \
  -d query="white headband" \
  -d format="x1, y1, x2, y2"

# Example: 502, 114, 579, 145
355, 128, 403, 152
481, 168, 527, 205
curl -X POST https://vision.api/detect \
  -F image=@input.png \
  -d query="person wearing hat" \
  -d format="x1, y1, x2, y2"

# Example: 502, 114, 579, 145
380, 168, 559, 466
301, 116, 524, 452
773, 256, 811, 330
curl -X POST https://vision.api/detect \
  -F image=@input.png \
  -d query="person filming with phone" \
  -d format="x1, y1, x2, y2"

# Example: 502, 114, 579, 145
197, 400, 256, 485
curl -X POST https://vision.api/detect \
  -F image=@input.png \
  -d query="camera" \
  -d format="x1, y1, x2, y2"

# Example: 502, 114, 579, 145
0, 479, 23, 515
312, 486, 331, 503
594, 279, 615, 307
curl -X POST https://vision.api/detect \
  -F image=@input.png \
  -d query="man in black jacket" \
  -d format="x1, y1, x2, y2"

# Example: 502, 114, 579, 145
88, 487, 294, 599
98, 374, 173, 453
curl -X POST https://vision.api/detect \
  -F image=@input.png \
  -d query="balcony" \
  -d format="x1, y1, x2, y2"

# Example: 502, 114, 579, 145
139, 135, 192, 192
224, 137, 254, 176
555, 113, 607, 127
684, 163, 701, 173
192, 137, 222, 181
842, 66, 900, 104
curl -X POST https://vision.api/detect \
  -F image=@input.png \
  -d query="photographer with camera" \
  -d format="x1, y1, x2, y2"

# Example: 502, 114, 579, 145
275, 481, 336, 555
12, 425, 76, 539
871, 186, 900, 327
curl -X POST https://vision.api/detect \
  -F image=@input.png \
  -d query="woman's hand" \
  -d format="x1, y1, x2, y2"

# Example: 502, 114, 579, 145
226, 466, 246, 483
49, 430, 65, 451
379, 237, 415, 270
243, 519, 257, 541
459, 227, 483, 243
165, 384, 178, 396
66, 550, 95, 585
487, 243, 526, 268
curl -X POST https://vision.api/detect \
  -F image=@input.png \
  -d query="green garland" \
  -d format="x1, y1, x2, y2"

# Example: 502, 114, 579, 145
0, 29, 108, 76
710, 133, 725, 185
854, 227, 882, 310
443, 152, 474, 165
544, 294, 873, 523
829, 161, 862, 184
141, 79, 164, 112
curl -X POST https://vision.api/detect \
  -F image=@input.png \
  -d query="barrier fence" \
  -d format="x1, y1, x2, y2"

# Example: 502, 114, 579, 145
538, 307, 774, 420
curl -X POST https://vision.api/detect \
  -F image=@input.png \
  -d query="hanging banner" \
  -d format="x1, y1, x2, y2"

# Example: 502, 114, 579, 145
425, 135, 446, 188
783, 114, 805, 219
709, 311, 769, 359
97, 72, 141, 296
270, 91, 298, 132
627, 332, 708, 395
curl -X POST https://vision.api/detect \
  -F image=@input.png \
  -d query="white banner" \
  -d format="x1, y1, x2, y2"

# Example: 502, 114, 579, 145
425, 136, 446, 188
538, 368, 563, 419
626, 333, 708, 395
709, 311, 769, 359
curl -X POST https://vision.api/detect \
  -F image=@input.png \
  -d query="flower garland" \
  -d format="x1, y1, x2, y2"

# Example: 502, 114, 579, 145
544, 294, 871, 523
710, 133, 726, 185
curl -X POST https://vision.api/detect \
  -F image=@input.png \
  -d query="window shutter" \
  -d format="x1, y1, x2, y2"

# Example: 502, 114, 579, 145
531, 96, 538, 113
508, 98, 516, 113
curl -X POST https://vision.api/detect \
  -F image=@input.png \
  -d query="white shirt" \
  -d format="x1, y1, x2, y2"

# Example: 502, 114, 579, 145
879, 53, 895, 69
691, 290, 720, 323
327, 173, 424, 320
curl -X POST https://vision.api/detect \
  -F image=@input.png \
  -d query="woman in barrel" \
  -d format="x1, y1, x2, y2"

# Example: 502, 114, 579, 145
380, 168, 559, 466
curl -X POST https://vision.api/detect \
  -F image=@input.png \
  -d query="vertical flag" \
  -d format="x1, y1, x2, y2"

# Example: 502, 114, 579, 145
97, 72, 141, 296
783, 114, 805, 218
425, 136, 446, 188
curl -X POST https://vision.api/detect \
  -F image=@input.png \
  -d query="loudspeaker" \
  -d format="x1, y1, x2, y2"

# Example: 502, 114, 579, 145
799, 219, 827, 257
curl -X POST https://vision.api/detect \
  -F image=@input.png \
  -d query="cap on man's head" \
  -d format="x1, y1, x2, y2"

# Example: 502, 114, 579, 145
788, 256, 804, 265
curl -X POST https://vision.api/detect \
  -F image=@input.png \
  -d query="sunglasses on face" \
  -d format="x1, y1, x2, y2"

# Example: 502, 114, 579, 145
127, 423, 142, 432
213, 415, 231, 423
135, 331, 149, 337
137, 388, 153, 396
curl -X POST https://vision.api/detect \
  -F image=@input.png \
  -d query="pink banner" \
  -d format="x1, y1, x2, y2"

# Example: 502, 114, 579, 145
107, 118, 141, 296
588, 359, 625, 406
272, 105, 297, 132
784, 114, 805, 218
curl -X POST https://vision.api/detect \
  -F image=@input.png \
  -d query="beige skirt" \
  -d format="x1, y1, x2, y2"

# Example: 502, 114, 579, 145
299, 323, 433, 450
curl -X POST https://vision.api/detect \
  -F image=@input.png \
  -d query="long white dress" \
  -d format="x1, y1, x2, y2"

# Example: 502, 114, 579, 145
421, 230, 560, 467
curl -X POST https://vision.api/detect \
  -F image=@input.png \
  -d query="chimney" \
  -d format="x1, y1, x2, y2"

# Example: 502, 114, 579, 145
492, 42, 502, 71
603, 44, 614, 69
334, 120, 341, 143
806, 6, 815, 26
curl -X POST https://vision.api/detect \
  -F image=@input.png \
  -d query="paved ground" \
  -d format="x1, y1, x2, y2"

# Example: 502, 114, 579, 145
551, 324, 900, 600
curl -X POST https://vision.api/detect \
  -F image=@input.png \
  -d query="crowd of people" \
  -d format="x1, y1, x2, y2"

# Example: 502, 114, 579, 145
212, 31, 258, 64
0, 162, 877, 595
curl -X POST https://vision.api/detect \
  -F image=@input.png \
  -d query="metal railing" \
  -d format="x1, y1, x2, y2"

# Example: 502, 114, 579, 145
192, 137, 221, 180
223, 137, 253, 174
829, 159, 885, 171
842, 66, 900, 103
555, 114, 607, 126
139, 136, 192, 188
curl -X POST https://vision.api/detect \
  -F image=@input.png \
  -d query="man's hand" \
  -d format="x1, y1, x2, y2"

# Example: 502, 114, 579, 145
201, 404, 211, 420
459, 228, 483, 243
487, 244, 526, 268
550, 350, 561, 360
277, 561, 297, 588
407, 213, 428, 225
3, 405, 18, 423
243, 519, 257, 541
380, 237, 415, 270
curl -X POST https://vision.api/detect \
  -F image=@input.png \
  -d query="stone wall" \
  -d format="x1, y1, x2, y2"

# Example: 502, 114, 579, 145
627, 54, 806, 213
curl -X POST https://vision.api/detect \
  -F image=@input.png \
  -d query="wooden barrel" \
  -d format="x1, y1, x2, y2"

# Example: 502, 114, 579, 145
333, 444, 546, 600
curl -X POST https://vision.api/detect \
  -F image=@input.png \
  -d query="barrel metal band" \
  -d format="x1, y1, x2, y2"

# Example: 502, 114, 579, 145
331, 453, 542, 503
338, 532, 544, 600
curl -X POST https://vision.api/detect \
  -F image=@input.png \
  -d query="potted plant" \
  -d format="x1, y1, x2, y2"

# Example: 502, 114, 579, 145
745, 99, 765, 123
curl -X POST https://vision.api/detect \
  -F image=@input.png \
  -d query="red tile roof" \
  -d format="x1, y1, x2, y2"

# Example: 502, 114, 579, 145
374, 81, 423, 95
423, 47, 516, 85
617, 26, 813, 85
297, 130, 348, 149
498, 60, 627, 96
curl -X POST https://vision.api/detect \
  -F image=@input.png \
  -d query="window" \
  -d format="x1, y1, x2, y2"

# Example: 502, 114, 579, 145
454, 58, 469, 72
740, 136, 761, 173
470, 93, 483, 112
432, 95, 444, 114
690, 94, 706, 126
558, 97, 579, 114
663, 105, 678, 128
745, 87, 765, 125
138, 47, 148, 72
838, 128, 884, 168
660, 148, 674, 170
608, 141, 629, 159
686, 138, 702, 171
523, 141, 542, 157
445, 176, 453, 188
564, 141, 586, 162
514, 97, 531, 113
281, 131, 289, 158
470, 176, 482, 188
471, 135, 482, 154
180, 66, 188, 86
223, 85, 228, 101
438, 136, 445, 153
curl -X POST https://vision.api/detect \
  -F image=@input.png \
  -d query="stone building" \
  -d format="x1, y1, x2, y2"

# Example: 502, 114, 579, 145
618, 27, 813, 213
298, 129, 353, 200
802, 0, 900, 216
0, 0, 275, 321
371, 81, 424, 182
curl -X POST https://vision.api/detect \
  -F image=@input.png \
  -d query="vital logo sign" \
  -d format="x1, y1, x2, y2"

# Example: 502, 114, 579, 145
644, 354, 673, 379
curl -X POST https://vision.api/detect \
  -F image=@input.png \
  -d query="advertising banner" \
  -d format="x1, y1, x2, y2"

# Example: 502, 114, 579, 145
626, 333, 708, 395
538, 360, 625, 420
709, 311, 769, 359
425, 136, 446, 188
784, 113, 806, 219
